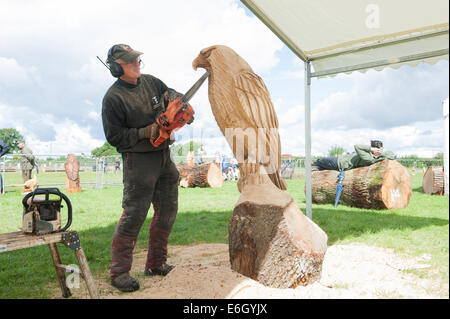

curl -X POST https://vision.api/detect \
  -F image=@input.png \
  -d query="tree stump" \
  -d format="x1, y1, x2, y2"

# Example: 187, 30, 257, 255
177, 162, 223, 188
64, 154, 81, 194
229, 183, 328, 288
422, 166, 444, 195
309, 160, 411, 209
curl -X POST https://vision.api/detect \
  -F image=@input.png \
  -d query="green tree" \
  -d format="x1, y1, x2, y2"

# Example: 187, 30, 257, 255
91, 142, 119, 158
328, 145, 346, 157
170, 143, 184, 157
170, 141, 203, 157
434, 152, 444, 159
0, 128, 24, 153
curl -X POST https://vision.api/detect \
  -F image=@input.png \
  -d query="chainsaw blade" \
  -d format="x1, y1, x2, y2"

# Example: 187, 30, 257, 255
181, 71, 210, 103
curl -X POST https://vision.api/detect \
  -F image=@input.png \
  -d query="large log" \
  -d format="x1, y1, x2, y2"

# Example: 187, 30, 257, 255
310, 159, 412, 209
177, 162, 223, 188
229, 183, 328, 288
422, 166, 444, 195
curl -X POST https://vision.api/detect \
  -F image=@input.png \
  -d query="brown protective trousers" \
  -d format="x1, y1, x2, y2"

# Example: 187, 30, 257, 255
110, 148, 179, 280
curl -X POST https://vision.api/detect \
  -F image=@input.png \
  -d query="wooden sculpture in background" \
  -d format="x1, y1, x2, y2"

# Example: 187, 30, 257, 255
64, 153, 81, 194
193, 45, 328, 288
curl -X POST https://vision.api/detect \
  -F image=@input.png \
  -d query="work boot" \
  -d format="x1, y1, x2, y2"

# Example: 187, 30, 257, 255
111, 273, 140, 292
144, 263, 175, 277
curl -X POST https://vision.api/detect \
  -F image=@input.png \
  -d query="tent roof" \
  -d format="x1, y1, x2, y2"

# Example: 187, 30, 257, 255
241, 0, 449, 77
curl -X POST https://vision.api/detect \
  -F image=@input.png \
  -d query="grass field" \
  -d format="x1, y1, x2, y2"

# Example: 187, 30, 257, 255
0, 171, 448, 298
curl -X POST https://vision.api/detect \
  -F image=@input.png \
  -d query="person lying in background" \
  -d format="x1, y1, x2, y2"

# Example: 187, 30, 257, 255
312, 140, 395, 172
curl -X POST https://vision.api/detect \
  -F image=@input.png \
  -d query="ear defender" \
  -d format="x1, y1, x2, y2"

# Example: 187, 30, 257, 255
107, 46, 124, 78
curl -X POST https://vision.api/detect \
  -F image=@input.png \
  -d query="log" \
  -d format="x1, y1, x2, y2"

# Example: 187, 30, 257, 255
177, 162, 223, 188
422, 166, 444, 195
309, 159, 412, 209
229, 183, 328, 288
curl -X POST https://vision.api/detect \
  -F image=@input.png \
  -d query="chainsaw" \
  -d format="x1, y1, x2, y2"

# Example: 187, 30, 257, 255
150, 70, 210, 147
22, 187, 72, 235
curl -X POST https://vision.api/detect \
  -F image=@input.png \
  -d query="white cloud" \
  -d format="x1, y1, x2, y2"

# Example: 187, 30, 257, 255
0, 0, 283, 155
87, 111, 100, 121
0, 57, 41, 87
0, 0, 448, 160
310, 64, 448, 130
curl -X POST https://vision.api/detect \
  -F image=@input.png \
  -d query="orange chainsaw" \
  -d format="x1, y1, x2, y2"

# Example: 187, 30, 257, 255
151, 71, 210, 147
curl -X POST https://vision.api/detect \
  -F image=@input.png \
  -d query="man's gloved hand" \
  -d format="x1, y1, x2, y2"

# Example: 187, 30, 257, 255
138, 123, 160, 140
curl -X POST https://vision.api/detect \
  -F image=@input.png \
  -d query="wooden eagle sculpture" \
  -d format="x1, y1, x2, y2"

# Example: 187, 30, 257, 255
192, 45, 328, 289
192, 45, 287, 192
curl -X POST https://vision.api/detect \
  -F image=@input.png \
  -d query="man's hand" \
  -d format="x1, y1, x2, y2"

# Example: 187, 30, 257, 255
138, 123, 159, 140
371, 147, 383, 158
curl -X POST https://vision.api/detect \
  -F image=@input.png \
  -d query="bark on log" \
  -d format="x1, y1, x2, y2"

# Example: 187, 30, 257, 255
309, 159, 411, 209
422, 166, 444, 195
229, 184, 328, 288
177, 162, 223, 188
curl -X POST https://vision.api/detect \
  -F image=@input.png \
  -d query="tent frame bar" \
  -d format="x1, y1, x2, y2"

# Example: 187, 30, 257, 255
310, 29, 449, 61
304, 61, 312, 219
311, 48, 449, 78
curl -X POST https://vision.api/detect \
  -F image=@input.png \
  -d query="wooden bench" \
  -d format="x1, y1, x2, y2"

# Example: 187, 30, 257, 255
0, 230, 99, 299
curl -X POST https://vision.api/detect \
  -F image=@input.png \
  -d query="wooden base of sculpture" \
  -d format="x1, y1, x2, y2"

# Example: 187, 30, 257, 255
422, 166, 444, 195
229, 183, 328, 288
310, 160, 411, 209
65, 176, 82, 194
177, 162, 223, 188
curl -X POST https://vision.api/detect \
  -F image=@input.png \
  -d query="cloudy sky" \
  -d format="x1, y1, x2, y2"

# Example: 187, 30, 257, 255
0, 0, 448, 158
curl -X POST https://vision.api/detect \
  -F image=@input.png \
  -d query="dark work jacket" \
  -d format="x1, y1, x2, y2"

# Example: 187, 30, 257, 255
337, 144, 395, 171
102, 74, 176, 153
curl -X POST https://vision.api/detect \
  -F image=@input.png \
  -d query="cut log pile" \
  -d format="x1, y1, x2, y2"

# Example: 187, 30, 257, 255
309, 160, 412, 209
176, 162, 223, 188
422, 166, 444, 195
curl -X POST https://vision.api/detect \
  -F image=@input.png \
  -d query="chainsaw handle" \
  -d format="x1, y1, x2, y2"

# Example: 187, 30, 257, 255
59, 192, 72, 232
22, 188, 72, 232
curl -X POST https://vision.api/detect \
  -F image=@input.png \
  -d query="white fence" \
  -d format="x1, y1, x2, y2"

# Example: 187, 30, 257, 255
1, 153, 444, 194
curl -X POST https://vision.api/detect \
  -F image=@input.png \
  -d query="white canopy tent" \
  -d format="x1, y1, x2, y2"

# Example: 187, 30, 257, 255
241, 0, 449, 218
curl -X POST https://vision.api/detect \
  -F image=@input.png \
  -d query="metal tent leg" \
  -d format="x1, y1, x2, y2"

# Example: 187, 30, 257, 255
304, 61, 312, 219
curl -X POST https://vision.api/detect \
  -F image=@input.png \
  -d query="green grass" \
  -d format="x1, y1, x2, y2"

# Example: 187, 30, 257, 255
0, 172, 448, 298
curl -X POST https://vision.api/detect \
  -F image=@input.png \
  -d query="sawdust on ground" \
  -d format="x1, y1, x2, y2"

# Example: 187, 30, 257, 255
55, 243, 446, 299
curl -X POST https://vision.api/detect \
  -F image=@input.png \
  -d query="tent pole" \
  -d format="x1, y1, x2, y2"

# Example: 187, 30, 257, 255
304, 61, 312, 219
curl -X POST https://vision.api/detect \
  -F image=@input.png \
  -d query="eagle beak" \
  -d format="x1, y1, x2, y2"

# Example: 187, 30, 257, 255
192, 55, 209, 71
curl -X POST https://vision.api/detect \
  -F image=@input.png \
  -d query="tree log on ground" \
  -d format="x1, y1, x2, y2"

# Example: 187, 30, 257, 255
309, 160, 411, 209
176, 162, 223, 188
229, 183, 328, 288
422, 166, 444, 195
